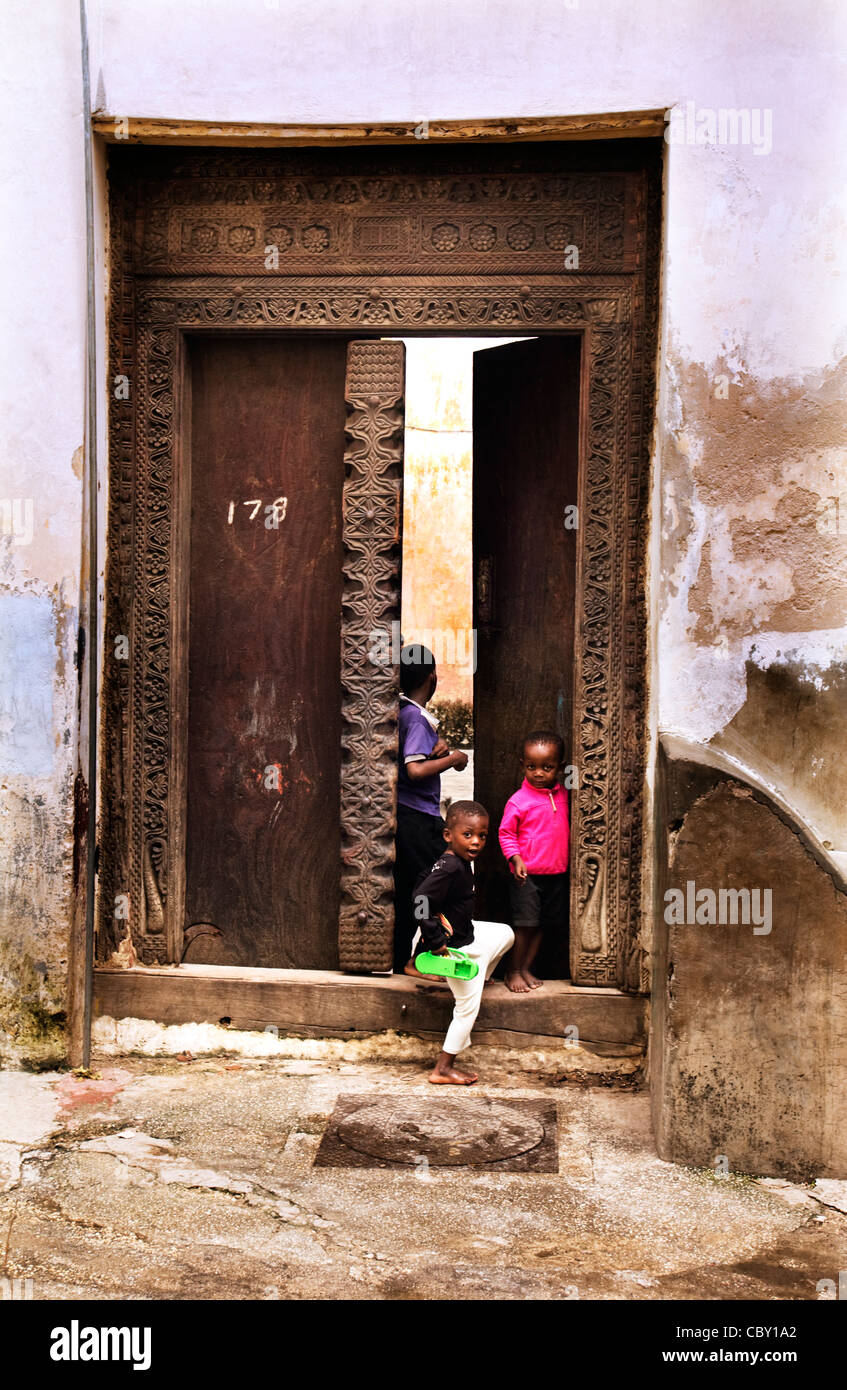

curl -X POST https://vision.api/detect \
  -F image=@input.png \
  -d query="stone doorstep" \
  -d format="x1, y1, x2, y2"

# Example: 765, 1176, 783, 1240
93, 964, 646, 1055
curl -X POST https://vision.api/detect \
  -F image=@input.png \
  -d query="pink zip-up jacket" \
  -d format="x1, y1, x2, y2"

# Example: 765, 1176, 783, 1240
499, 779, 570, 875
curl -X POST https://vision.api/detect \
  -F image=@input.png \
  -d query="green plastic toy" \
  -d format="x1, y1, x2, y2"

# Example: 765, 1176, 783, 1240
415, 949, 479, 980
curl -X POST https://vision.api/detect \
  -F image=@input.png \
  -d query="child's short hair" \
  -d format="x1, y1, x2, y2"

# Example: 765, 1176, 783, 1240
522, 729, 565, 761
399, 644, 436, 694
445, 799, 488, 827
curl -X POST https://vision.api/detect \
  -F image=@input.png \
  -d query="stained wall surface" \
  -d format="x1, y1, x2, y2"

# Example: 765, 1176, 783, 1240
652, 757, 847, 1179
0, 1, 92, 1060
1, 1, 846, 1092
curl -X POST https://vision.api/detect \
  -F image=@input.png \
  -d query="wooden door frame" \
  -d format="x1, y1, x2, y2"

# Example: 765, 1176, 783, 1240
100, 137, 661, 992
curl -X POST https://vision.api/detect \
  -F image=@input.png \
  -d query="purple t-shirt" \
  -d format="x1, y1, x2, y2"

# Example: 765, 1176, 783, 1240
397, 698, 441, 816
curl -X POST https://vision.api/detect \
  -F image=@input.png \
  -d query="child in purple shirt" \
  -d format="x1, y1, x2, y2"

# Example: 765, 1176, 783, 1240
498, 730, 570, 992
392, 645, 468, 970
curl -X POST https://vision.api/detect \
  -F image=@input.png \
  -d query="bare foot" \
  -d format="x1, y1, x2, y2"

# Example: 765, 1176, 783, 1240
523, 970, 544, 990
429, 1066, 478, 1085
404, 957, 440, 981
505, 969, 532, 993
404, 959, 451, 991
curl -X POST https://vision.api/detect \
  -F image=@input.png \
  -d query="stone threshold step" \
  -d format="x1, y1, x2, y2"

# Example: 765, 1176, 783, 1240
94, 964, 647, 1052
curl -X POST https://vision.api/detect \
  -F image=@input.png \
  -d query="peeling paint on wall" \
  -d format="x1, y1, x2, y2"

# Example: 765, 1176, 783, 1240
658, 357, 847, 807
714, 660, 847, 859
0, 580, 79, 1063
0, 594, 58, 777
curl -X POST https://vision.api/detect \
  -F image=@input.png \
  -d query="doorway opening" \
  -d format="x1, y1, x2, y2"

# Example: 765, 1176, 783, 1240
178, 332, 581, 981
98, 137, 660, 1003
396, 334, 581, 981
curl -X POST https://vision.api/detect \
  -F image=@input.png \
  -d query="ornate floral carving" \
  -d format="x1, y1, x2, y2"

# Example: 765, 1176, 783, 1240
338, 341, 405, 972
128, 325, 176, 966
431, 222, 460, 251
99, 162, 136, 962
506, 221, 535, 250
127, 148, 634, 276
185, 223, 218, 252
227, 225, 256, 252
265, 224, 293, 251
302, 223, 330, 251
545, 221, 575, 249
136, 280, 631, 332
469, 223, 496, 251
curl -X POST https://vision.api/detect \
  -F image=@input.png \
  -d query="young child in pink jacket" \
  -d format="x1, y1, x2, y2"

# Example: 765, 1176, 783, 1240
498, 730, 570, 993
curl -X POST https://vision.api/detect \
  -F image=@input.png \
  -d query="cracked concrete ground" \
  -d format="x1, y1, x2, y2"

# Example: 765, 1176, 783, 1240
1, 1052, 845, 1301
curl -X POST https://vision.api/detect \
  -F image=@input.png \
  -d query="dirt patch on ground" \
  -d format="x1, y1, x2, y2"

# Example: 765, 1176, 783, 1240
0, 1054, 843, 1301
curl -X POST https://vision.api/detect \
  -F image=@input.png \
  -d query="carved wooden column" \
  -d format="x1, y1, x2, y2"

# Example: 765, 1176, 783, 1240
338, 340, 406, 972
569, 317, 620, 986
129, 324, 180, 965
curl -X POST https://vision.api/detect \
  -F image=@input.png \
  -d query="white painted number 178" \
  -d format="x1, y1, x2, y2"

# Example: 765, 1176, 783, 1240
227, 497, 288, 526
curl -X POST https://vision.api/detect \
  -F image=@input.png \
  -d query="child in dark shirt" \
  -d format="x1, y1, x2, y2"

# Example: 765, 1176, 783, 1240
405, 800, 513, 1085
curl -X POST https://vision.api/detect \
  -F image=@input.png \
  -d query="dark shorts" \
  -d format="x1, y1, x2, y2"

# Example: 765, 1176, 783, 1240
393, 805, 446, 971
509, 872, 568, 931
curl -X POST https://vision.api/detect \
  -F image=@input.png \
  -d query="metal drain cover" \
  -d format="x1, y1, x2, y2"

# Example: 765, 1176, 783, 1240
314, 1094, 558, 1172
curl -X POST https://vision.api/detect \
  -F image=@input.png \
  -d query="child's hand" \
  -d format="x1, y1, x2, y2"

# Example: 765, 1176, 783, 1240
449, 750, 469, 772
432, 737, 450, 757
510, 854, 528, 883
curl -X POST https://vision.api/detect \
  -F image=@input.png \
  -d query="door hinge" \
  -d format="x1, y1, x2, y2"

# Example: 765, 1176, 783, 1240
477, 555, 495, 628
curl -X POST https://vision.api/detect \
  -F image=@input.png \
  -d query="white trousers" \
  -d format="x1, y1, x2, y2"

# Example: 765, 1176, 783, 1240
413, 920, 515, 1056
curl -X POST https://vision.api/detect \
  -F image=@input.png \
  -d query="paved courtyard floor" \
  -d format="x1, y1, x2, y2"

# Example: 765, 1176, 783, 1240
1, 1051, 845, 1301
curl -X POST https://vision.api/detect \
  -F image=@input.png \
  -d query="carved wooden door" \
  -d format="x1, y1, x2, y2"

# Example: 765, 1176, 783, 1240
472, 337, 581, 978
185, 336, 349, 969
103, 143, 658, 988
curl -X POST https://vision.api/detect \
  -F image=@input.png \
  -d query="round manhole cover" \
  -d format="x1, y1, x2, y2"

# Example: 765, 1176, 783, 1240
335, 1097, 545, 1166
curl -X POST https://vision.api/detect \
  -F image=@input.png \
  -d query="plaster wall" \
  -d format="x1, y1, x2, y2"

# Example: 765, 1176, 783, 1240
1, 0, 846, 1063
652, 750, 847, 1178
0, 0, 95, 1058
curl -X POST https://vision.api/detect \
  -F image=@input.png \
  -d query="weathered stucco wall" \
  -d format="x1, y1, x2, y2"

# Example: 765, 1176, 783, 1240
652, 745, 847, 1179
0, 1, 92, 1062
659, 357, 847, 860
2, 1, 846, 1110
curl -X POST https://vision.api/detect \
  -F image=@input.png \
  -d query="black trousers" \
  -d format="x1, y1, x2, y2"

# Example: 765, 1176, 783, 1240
393, 804, 446, 971
509, 870, 570, 979
509, 871, 569, 930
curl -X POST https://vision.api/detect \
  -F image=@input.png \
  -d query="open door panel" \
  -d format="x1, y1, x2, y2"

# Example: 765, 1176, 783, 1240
472, 336, 581, 977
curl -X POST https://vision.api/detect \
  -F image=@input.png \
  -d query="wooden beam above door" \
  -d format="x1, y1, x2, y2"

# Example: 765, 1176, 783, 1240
92, 111, 667, 146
